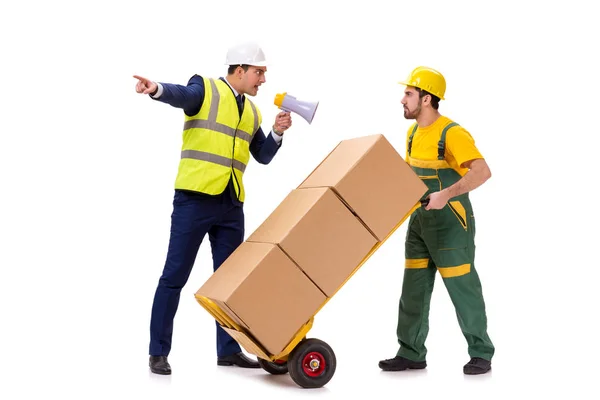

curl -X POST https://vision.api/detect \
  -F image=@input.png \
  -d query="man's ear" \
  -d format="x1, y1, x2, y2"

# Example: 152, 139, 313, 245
235, 65, 244, 77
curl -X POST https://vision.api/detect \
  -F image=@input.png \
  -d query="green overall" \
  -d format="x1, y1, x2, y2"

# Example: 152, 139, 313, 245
396, 122, 495, 362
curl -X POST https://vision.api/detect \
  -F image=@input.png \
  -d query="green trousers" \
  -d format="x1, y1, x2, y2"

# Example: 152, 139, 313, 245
396, 168, 495, 362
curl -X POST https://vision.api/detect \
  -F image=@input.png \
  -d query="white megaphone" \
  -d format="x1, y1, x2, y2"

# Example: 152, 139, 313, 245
274, 92, 319, 124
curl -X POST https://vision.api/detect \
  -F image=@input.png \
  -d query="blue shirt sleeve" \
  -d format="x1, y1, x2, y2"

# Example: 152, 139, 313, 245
153, 75, 281, 164
249, 128, 281, 164
152, 75, 205, 116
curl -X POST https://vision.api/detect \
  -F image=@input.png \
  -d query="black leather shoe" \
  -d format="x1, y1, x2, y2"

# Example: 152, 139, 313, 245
378, 355, 427, 371
217, 352, 260, 368
149, 355, 171, 375
463, 357, 491, 375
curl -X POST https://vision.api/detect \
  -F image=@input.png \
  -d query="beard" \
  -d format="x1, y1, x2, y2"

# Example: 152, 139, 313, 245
403, 103, 421, 119
404, 101, 421, 119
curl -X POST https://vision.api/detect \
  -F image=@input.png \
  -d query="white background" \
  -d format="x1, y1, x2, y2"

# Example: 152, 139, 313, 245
1, 0, 599, 398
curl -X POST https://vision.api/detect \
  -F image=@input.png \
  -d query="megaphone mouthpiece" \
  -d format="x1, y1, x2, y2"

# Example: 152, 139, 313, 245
274, 92, 319, 124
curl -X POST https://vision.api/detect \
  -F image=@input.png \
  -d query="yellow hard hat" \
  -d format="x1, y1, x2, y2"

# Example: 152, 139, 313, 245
399, 66, 446, 100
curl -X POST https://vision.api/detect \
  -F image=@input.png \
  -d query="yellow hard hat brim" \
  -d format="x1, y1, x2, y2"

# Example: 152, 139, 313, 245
397, 81, 444, 100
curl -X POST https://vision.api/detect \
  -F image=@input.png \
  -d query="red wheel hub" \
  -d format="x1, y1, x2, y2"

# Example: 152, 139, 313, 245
302, 351, 326, 377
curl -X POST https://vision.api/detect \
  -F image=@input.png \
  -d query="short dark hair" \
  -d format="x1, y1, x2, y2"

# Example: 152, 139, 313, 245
415, 88, 440, 110
227, 64, 250, 75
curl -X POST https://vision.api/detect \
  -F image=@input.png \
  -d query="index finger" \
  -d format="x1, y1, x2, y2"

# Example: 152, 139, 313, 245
133, 75, 149, 83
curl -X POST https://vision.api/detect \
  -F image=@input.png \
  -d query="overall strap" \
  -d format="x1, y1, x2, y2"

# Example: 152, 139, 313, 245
407, 123, 419, 156
437, 122, 460, 160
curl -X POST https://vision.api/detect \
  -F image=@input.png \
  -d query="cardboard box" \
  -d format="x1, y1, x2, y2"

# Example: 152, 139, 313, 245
247, 187, 378, 297
298, 134, 428, 241
195, 241, 326, 356
196, 133, 428, 357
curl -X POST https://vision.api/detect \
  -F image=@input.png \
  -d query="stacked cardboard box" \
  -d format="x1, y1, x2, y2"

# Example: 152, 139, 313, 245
195, 134, 427, 357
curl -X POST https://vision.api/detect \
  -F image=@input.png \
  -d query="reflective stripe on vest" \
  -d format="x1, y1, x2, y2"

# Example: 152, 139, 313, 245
181, 79, 259, 144
181, 149, 247, 173
174, 77, 261, 199
181, 78, 258, 170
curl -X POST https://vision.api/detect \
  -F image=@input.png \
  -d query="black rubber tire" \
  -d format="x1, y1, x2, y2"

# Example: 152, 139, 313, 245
288, 338, 336, 388
258, 358, 288, 375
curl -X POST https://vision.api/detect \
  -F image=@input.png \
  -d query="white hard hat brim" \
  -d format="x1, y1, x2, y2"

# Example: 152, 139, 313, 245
225, 61, 268, 67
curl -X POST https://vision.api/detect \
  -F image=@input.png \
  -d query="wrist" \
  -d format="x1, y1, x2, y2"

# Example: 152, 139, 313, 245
441, 187, 453, 200
272, 126, 284, 136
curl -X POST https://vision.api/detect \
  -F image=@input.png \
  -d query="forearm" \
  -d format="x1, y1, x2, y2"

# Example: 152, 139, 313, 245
250, 128, 281, 164
150, 76, 205, 115
151, 83, 201, 111
442, 159, 491, 198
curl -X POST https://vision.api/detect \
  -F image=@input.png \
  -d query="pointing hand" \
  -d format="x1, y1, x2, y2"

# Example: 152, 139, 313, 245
133, 75, 157, 95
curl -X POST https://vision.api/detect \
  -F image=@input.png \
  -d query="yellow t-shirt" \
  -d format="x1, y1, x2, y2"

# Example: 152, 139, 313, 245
405, 116, 483, 176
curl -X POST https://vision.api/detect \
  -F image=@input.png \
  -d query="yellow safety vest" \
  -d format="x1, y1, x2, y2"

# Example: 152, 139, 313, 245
174, 77, 262, 202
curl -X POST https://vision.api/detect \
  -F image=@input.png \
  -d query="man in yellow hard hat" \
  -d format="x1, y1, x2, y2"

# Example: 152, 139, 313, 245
378, 66, 495, 375
133, 42, 292, 375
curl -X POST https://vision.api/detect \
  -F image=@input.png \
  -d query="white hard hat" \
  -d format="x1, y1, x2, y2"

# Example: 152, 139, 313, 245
225, 42, 268, 67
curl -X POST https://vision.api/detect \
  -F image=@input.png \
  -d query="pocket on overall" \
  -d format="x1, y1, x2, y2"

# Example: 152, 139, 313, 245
436, 201, 469, 250
448, 200, 467, 230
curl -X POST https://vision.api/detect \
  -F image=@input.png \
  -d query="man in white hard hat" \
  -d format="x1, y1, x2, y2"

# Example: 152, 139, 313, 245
133, 42, 292, 375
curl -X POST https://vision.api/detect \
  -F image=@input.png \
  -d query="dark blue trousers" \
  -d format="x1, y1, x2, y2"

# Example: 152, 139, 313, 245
149, 187, 243, 357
